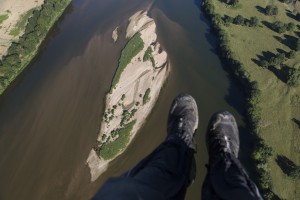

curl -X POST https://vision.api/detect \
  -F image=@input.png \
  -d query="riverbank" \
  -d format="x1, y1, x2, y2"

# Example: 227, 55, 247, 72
0, 0, 44, 58
202, 0, 300, 199
0, 0, 72, 95
86, 10, 169, 182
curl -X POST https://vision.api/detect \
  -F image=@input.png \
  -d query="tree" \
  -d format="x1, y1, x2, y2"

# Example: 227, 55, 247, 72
272, 6, 279, 15
287, 22, 295, 31
287, 68, 300, 87
231, 0, 239, 7
224, 16, 234, 26
287, 50, 296, 59
259, 60, 269, 68
295, 38, 300, 51
249, 16, 259, 27
202, 0, 215, 15
234, 15, 244, 25
272, 21, 287, 33
265, 5, 278, 16
265, 5, 272, 15
212, 14, 223, 26
268, 53, 285, 66
277, 53, 286, 63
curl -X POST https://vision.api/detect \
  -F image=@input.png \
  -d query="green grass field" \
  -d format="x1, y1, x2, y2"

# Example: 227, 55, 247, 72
212, 0, 300, 199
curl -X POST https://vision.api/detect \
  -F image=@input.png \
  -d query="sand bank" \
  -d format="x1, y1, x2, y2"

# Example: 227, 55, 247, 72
87, 10, 169, 182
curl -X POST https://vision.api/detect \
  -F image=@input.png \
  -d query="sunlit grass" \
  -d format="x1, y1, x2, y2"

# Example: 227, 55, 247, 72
213, 0, 300, 199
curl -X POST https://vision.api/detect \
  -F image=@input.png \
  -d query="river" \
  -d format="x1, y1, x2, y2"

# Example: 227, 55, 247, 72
0, 0, 248, 199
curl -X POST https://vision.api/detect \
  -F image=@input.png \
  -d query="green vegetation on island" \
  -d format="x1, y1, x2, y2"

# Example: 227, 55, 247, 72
9, 8, 36, 36
96, 120, 136, 160
202, 0, 300, 199
110, 33, 144, 91
0, 14, 9, 25
0, 0, 72, 95
143, 88, 151, 105
143, 46, 155, 68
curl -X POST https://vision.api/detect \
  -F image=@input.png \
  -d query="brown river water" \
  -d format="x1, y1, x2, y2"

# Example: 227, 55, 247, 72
0, 0, 252, 199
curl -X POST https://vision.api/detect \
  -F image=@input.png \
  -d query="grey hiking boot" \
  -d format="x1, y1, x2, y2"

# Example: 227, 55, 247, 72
206, 111, 240, 161
167, 93, 199, 150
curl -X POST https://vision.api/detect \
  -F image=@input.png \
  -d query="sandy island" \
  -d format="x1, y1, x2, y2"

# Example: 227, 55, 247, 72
86, 10, 170, 182
0, 0, 44, 58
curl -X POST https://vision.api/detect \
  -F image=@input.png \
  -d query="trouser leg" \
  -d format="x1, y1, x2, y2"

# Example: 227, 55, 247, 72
124, 138, 196, 199
202, 152, 263, 200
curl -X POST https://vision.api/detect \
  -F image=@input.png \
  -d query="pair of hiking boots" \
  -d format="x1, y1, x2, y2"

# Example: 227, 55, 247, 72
167, 93, 239, 160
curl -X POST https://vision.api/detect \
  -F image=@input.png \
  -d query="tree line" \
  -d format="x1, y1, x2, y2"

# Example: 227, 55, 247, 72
201, 0, 274, 198
0, 0, 72, 95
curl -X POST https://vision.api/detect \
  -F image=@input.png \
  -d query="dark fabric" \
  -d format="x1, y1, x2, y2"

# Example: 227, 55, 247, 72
202, 152, 263, 200
93, 138, 195, 200
94, 139, 262, 200
92, 177, 165, 200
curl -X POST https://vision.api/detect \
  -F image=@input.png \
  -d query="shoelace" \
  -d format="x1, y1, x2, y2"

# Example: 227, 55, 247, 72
209, 134, 231, 155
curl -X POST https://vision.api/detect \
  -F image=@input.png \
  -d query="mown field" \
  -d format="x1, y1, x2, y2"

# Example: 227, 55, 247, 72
203, 0, 300, 199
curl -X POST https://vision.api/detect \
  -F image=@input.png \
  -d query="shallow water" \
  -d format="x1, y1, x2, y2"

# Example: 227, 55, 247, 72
0, 0, 247, 199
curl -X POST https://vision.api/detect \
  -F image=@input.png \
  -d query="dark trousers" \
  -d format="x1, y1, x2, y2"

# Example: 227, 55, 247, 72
94, 137, 262, 200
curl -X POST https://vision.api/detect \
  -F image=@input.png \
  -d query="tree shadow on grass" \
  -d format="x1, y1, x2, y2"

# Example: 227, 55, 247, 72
268, 65, 289, 83
276, 155, 300, 179
251, 51, 276, 67
255, 5, 265, 15
261, 51, 276, 60
251, 58, 261, 67
276, 48, 288, 55
292, 118, 300, 128
286, 9, 298, 21
261, 20, 276, 32
274, 34, 297, 50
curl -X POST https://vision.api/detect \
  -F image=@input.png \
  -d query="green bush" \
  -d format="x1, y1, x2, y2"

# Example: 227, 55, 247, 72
233, 15, 244, 25
265, 5, 278, 16
143, 46, 156, 68
143, 88, 151, 105
287, 68, 300, 87
202, 0, 215, 16
252, 138, 273, 190
272, 21, 287, 33
287, 22, 295, 31
121, 94, 126, 100
98, 120, 136, 160
249, 16, 259, 27
287, 50, 296, 59
231, 0, 239, 7
0, 14, 8, 24
143, 47, 153, 61
224, 16, 233, 26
